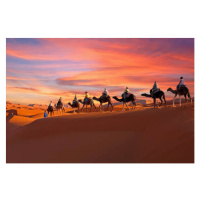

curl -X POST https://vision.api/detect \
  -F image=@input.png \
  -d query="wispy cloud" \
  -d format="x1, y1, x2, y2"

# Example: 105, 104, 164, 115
6, 38, 194, 105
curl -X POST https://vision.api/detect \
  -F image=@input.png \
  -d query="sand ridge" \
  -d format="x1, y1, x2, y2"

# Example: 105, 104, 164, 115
6, 101, 194, 163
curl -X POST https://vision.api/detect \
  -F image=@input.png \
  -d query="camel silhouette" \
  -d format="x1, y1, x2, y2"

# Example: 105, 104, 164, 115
54, 103, 65, 115
93, 96, 113, 111
78, 99, 96, 112
167, 86, 192, 107
47, 106, 54, 117
112, 93, 136, 111
68, 101, 81, 113
141, 89, 166, 108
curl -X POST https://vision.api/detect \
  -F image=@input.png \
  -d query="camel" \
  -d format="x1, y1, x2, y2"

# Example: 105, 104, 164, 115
68, 101, 81, 113
47, 106, 54, 117
112, 93, 136, 111
78, 99, 96, 112
93, 95, 113, 111
141, 89, 166, 108
167, 86, 192, 107
54, 103, 65, 115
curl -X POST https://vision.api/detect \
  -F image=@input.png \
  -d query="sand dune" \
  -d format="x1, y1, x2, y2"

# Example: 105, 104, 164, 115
6, 101, 194, 163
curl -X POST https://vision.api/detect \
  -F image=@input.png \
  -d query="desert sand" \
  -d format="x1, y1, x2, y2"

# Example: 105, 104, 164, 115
6, 100, 194, 163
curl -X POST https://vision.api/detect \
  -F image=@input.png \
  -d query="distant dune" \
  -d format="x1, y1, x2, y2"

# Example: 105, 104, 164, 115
6, 100, 194, 163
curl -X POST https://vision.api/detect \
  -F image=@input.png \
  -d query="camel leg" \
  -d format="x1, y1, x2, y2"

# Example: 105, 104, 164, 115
132, 101, 136, 109
173, 94, 177, 106
122, 102, 124, 111
184, 94, 187, 107
179, 95, 181, 107
133, 101, 135, 109
125, 102, 130, 110
89, 103, 92, 112
77, 106, 79, 113
90, 104, 92, 112
159, 97, 163, 107
82, 104, 85, 112
154, 98, 156, 108
86, 105, 88, 112
131, 102, 134, 109
107, 103, 109, 111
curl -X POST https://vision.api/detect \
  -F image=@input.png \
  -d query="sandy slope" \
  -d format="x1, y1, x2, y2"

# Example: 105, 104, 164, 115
6, 102, 194, 163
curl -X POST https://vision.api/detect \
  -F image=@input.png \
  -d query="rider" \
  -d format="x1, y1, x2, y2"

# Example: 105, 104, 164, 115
49, 101, 53, 108
102, 88, 109, 97
125, 87, 129, 94
177, 77, 185, 90
123, 87, 129, 98
151, 81, 159, 96
84, 91, 89, 102
73, 95, 78, 104
58, 97, 62, 105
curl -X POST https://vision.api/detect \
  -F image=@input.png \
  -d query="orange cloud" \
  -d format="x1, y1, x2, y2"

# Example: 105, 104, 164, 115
6, 38, 194, 105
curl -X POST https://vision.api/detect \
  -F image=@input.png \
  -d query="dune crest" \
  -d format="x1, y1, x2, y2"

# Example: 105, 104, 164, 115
6, 101, 194, 163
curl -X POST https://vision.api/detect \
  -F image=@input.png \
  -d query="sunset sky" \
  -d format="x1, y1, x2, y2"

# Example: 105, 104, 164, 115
6, 38, 194, 105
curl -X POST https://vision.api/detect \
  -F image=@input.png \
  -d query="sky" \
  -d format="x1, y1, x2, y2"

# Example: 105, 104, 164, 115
6, 38, 194, 105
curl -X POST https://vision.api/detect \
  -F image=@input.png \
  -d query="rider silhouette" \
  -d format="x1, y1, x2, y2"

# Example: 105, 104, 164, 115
177, 77, 185, 90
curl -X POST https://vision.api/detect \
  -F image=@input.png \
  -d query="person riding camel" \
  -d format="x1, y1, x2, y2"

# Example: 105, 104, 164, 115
84, 91, 89, 102
151, 81, 159, 96
58, 97, 62, 106
123, 87, 129, 98
49, 101, 53, 108
102, 88, 109, 97
177, 77, 185, 90
73, 95, 78, 104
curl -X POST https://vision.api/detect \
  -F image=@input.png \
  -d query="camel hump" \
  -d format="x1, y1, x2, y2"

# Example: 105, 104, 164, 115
151, 88, 160, 95
122, 92, 132, 98
101, 94, 110, 99
72, 101, 78, 106
177, 85, 188, 92
48, 105, 53, 109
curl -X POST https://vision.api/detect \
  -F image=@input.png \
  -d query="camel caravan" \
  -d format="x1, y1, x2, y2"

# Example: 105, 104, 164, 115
45, 77, 193, 117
